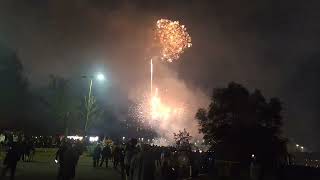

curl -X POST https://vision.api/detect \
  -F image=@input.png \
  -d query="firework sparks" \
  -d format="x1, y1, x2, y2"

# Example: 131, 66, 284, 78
156, 19, 192, 62
128, 19, 198, 143
129, 88, 184, 128
150, 88, 182, 120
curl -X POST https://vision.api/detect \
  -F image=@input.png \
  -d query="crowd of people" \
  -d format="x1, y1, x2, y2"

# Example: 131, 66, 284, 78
89, 138, 213, 180
1, 138, 36, 180
0, 135, 212, 180
0, 132, 61, 148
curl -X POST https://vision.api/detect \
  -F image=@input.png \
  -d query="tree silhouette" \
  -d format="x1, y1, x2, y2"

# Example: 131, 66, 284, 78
196, 82, 287, 167
174, 129, 192, 151
0, 46, 29, 129
44, 75, 78, 136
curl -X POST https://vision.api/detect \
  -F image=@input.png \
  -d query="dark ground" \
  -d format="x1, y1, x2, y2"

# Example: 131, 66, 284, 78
0, 148, 121, 180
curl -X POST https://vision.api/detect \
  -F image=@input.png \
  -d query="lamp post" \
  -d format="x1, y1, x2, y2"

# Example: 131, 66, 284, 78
82, 73, 105, 135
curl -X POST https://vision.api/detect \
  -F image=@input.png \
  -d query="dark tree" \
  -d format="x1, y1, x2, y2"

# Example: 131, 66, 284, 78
43, 75, 78, 135
196, 82, 287, 167
174, 129, 192, 151
0, 46, 29, 129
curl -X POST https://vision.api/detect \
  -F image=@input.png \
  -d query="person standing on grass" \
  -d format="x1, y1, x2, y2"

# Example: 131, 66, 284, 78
93, 144, 102, 167
100, 144, 111, 168
125, 139, 139, 179
56, 141, 79, 180
1, 142, 21, 180
63, 143, 79, 180
113, 144, 121, 169
56, 141, 68, 180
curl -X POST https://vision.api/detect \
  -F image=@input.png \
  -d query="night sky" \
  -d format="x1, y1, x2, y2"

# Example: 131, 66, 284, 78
0, 0, 319, 150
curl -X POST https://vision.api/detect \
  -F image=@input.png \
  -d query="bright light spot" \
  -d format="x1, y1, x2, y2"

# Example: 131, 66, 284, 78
67, 136, 83, 141
122, 137, 125, 140
96, 73, 105, 81
251, 154, 255, 158
301, 146, 304, 149
89, 136, 99, 142
296, 144, 299, 147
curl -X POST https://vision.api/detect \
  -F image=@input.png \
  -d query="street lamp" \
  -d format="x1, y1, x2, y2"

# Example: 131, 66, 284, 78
82, 73, 105, 135
96, 73, 105, 81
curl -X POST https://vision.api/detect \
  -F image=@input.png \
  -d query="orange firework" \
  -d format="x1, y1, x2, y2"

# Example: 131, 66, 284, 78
156, 19, 192, 62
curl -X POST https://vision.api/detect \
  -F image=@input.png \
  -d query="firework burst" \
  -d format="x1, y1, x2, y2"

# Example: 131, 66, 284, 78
156, 19, 192, 62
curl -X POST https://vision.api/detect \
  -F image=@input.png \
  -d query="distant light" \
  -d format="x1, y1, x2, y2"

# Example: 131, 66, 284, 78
301, 146, 304, 149
96, 73, 105, 81
296, 144, 299, 147
252, 154, 255, 158
141, 138, 144, 141
122, 137, 125, 140
67, 135, 83, 141
89, 136, 99, 142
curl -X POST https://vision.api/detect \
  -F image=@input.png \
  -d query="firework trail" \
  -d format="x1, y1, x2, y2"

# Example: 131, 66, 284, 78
150, 58, 153, 97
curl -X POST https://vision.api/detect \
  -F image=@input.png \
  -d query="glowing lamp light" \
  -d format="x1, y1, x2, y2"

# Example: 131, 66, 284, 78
89, 136, 99, 142
67, 136, 83, 141
96, 73, 105, 81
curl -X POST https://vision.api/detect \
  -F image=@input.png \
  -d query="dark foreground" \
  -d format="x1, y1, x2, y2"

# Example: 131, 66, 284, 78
1, 148, 320, 180
0, 149, 121, 180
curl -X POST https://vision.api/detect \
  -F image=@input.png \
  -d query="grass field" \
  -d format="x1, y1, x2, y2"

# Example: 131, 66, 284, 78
0, 148, 122, 180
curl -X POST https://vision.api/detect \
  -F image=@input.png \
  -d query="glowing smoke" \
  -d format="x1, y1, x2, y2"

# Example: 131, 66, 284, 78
128, 62, 209, 143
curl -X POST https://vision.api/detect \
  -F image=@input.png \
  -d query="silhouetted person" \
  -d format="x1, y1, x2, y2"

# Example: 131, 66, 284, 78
1, 143, 20, 180
24, 140, 34, 162
139, 145, 156, 180
100, 145, 111, 168
56, 142, 67, 180
63, 144, 79, 180
21, 140, 27, 162
93, 144, 101, 167
74, 141, 83, 165
113, 145, 121, 169
190, 150, 200, 177
125, 139, 138, 177
56, 141, 79, 180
